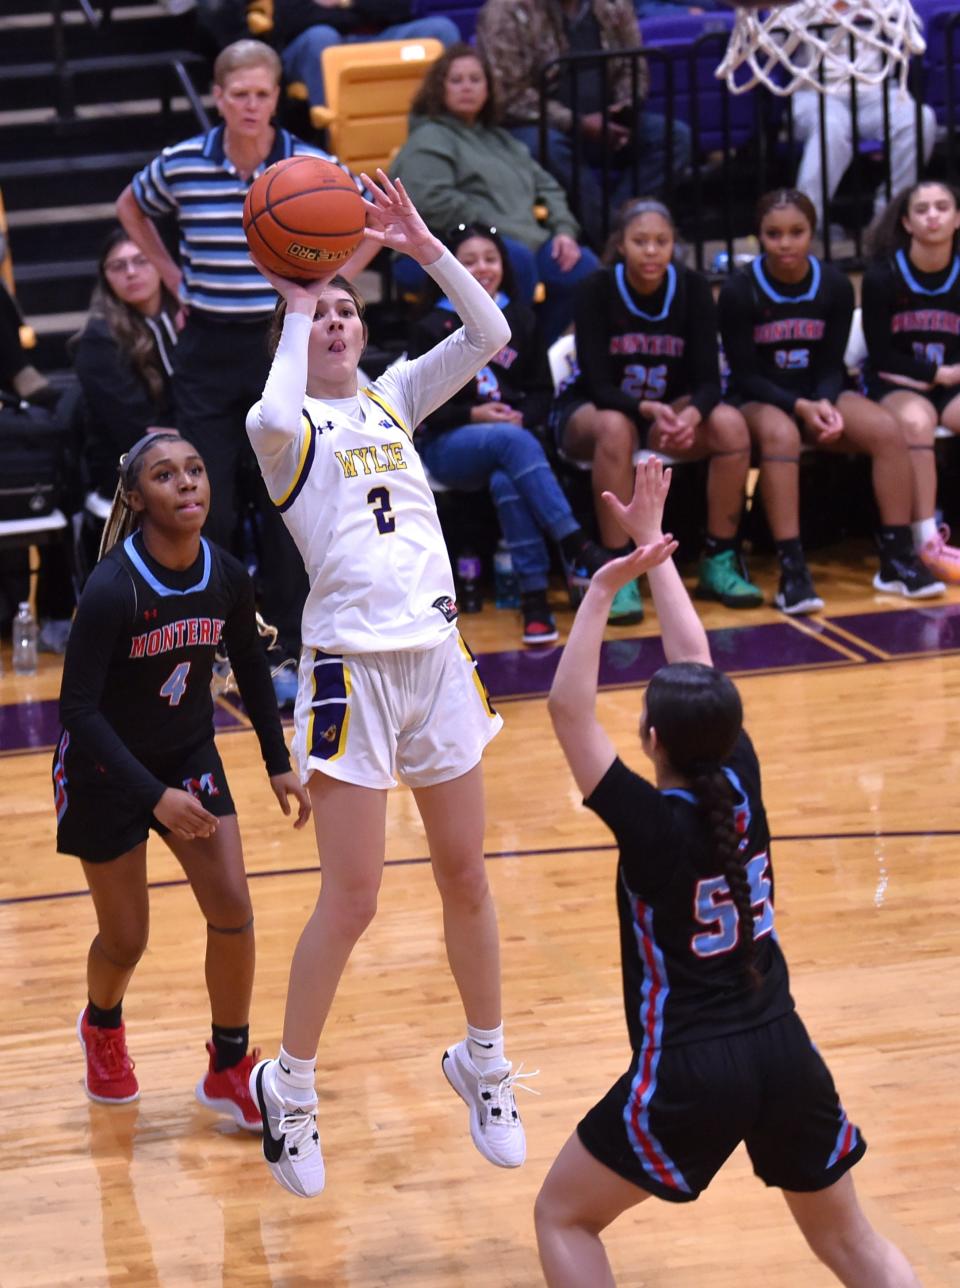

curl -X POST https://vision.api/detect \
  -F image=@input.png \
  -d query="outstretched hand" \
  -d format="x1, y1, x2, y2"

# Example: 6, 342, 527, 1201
601, 455, 673, 547
359, 169, 443, 266
588, 536, 678, 597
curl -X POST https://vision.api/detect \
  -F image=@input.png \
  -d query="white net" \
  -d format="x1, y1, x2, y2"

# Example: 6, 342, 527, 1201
715, 1, 926, 97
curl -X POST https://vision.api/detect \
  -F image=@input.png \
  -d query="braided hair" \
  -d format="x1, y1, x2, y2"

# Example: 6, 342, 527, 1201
645, 662, 760, 986
98, 431, 184, 559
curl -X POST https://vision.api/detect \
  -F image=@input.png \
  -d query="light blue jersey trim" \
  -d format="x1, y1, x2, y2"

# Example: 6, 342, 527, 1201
615, 262, 676, 320
123, 534, 212, 596
752, 255, 821, 304
895, 248, 960, 296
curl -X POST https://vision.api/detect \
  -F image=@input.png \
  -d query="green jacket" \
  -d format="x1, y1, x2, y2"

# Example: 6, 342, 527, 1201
390, 113, 580, 250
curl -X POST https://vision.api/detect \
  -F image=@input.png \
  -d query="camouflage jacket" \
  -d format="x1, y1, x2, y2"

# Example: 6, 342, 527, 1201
476, 0, 649, 134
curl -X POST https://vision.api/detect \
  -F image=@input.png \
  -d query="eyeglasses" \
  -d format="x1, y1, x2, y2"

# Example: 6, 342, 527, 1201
104, 253, 151, 275
223, 88, 276, 104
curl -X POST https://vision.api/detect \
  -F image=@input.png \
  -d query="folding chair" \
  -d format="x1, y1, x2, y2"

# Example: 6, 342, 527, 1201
313, 38, 444, 174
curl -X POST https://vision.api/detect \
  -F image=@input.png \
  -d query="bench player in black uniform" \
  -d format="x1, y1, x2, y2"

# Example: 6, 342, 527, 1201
537, 457, 921, 1288
862, 179, 960, 585
555, 199, 762, 626
54, 431, 310, 1125
719, 188, 941, 615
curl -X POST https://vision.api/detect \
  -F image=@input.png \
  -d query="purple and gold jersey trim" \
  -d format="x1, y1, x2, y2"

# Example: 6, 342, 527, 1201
305, 649, 352, 762
274, 413, 318, 513
458, 634, 497, 720
362, 388, 412, 443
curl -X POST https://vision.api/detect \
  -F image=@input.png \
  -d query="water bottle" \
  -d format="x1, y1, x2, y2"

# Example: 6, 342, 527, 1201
12, 601, 38, 676
493, 542, 520, 609
455, 550, 483, 613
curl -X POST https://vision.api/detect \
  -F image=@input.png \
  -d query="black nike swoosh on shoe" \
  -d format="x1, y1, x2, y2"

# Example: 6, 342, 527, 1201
279, 1060, 291, 1075
256, 1066, 286, 1165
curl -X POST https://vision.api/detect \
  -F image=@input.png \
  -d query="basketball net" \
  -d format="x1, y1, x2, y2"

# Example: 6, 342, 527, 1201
716, 1, 926, 96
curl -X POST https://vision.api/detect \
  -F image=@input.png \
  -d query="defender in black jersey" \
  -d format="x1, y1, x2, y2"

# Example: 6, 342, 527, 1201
536, 457, 920, 1288
719, 188, 942, 615
862, 180, 960, 585
555, 199, 761, 625
55, 432, 309, 1125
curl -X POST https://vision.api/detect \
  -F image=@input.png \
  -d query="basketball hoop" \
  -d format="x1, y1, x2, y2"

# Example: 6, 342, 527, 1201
716, 1, 926, 96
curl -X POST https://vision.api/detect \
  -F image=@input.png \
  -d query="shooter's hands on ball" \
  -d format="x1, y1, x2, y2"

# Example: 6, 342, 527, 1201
585, 458, 678, 597
153, 787, 218, 840
269, 771, 312, 830
249, 255, 337, 316
359, 169, 444, 267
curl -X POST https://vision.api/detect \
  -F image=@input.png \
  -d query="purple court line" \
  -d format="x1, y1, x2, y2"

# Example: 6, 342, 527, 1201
4, 828, 959, 909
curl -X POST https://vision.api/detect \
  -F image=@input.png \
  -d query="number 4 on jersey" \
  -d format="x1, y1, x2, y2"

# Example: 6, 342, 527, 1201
159, 660, 191, 706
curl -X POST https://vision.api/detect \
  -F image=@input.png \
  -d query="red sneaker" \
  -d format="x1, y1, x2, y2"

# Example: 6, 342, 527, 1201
77, 1007, 139, 1104
195, 1042, 263, 1131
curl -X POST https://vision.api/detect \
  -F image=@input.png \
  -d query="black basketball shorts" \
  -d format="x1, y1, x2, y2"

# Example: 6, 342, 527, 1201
53, 733, 236, 863
577, 1011, 866, 1203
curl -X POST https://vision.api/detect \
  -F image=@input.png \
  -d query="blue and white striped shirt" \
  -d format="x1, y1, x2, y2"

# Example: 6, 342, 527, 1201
131, 125, 363, 319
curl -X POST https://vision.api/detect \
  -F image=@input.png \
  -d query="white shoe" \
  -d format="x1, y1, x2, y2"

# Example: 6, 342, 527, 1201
441, 1040, 535, 1168
249, 1058, 325, 1198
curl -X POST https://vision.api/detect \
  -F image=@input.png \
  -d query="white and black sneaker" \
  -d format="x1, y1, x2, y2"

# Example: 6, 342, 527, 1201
874, 556, 945, 599
441, 1040, 536, 1168
249, 1058, 325, 1198
774, 561, 824, 615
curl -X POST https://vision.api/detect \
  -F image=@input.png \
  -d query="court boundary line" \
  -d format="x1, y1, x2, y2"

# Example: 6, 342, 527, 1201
4, 828, 959, 908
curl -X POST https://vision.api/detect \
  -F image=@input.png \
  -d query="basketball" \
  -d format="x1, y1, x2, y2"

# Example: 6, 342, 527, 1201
243, 155, 366, 280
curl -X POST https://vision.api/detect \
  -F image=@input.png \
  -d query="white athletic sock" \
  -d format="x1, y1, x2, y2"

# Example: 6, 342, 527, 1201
466, 1023, 507, 1074
275, 1045, 317, 1104
913, 517, 939, 549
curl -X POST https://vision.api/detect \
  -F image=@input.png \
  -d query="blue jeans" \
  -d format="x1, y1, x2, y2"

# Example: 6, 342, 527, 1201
420, 425, 580, 593
510, 113, 692, 249
281, 18, 461, 107
393, 234, 599, 345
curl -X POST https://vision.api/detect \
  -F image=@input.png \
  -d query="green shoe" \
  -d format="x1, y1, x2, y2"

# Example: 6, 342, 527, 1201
608, 579, 644, 626
695, 549, 764, 608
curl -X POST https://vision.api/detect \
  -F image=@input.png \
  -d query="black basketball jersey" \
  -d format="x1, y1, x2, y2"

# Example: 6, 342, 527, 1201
719, 256, 853, 411
862, 249, 960, 384
58, 531, 289, 808
585, 731, 793, 1052
570, 263, 721, 420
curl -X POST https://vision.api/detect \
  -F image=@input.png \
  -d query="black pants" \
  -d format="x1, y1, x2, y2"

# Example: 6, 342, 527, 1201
172, 310, 308, 656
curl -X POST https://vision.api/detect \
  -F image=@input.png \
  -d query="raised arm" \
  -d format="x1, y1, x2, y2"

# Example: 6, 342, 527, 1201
548, 459, 678, 797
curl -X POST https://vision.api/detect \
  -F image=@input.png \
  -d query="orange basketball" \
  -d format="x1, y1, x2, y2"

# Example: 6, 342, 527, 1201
243, 155, 366, 279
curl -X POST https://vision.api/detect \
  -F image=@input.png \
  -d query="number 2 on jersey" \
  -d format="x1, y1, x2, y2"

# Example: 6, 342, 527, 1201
690, 852, 774, 957
367, 486, 396, 534
159, 660, 191, 707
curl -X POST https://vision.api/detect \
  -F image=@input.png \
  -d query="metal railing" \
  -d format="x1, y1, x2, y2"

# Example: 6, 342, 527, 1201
536, 26, 950, 273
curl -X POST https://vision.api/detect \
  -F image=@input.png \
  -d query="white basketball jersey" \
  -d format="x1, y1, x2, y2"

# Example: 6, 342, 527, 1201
247, 249, 511, 654
271, 376, 455, 653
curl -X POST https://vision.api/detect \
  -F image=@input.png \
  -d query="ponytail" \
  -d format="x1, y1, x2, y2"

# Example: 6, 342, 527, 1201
691, 766, 759, 987
98, 430, 183, 559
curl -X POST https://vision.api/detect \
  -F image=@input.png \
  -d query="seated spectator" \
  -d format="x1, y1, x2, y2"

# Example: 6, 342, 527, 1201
861, 180, 960, 583
719, 188, 941, 615
0, 279, 57, 408
271, 1, 460, 118
407, 223, 609, 646
554, 198, 760, 627
790, 1, 935, 233
476, 0, 692, 250
390, 43, 599, 343
70, 230, 179, 500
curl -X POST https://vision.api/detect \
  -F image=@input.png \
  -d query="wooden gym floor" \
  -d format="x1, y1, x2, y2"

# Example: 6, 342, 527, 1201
1, 544, 959, 1287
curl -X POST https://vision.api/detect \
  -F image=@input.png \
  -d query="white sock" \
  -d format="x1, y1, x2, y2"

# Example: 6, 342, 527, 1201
913, 517, 938, 549
275, 1045, 317, 1104
466, 1023, 507, 1074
